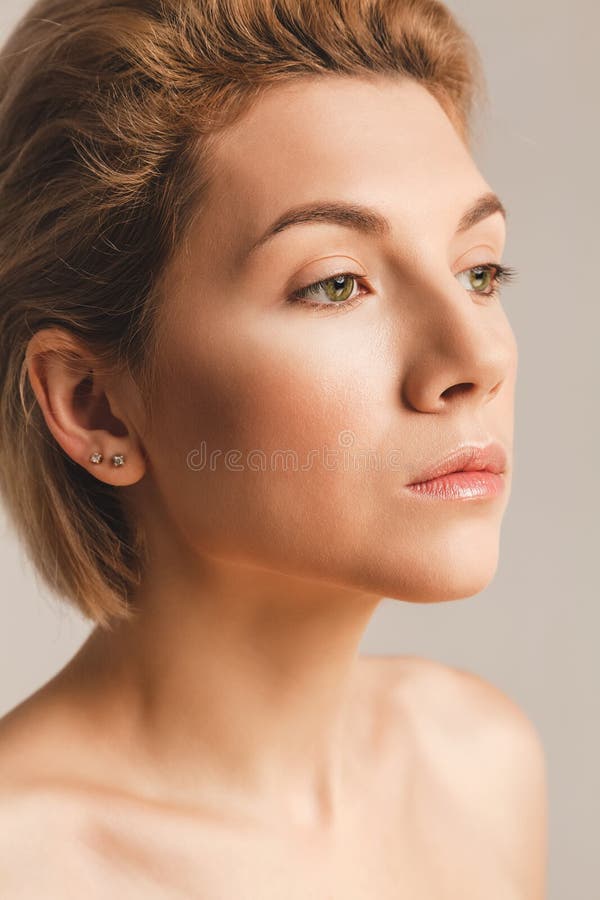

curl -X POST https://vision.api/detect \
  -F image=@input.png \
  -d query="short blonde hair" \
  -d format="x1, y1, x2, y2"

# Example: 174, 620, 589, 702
0, 0, 485, 629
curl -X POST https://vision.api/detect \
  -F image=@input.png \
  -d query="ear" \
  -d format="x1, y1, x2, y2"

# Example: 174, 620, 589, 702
24, 328, 147, 486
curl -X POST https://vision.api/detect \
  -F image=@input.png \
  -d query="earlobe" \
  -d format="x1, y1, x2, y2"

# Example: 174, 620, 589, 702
89, 451, 126, 468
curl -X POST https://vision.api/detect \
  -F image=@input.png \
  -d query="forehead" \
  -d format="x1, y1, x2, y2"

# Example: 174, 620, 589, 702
191, 76, 492, 273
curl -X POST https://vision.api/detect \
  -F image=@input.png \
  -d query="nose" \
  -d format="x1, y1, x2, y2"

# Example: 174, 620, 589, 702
400, 278, 516, 414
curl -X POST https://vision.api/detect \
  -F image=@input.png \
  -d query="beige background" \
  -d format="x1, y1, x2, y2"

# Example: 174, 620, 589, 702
0, 2, 598, 897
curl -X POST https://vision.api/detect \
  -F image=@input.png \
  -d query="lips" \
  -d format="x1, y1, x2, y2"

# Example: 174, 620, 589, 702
407, 441, 507, 485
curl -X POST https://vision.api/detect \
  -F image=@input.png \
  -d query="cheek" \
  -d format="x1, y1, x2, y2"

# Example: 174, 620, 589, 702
147, 315, 392, 565
167, 312, 389, 466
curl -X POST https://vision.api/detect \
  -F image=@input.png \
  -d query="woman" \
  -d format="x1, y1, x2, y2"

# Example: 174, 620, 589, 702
0, 0, 547, 895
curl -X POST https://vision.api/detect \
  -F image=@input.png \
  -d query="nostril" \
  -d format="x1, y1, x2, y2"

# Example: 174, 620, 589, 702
440, 382, 474, 401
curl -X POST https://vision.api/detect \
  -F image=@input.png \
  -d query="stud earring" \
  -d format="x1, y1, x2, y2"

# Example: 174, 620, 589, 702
89, 451, 103, 464
111, 453, 125, 467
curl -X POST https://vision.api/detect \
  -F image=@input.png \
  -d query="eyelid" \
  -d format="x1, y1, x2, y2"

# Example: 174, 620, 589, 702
453, 244, 504, 272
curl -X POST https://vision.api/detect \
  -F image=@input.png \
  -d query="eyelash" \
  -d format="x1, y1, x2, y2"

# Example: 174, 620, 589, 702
286, 263, 519, 313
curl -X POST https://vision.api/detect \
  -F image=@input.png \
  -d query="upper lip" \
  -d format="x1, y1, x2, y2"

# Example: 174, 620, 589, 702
407, 441, 508, 485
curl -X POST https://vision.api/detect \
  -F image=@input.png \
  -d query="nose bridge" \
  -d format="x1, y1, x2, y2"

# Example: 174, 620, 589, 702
401, 271, 514, 412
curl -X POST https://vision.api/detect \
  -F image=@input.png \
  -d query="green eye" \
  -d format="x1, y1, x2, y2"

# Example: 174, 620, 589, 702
322, 274, 356, 302
455, 262, 518, 298
456, 263, 514, 297
467, 266, 494, 292
292, 273, 357, 304
286, 270, 370, 313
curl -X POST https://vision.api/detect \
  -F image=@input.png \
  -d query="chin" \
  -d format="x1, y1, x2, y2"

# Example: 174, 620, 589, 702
345, 540, 501, 604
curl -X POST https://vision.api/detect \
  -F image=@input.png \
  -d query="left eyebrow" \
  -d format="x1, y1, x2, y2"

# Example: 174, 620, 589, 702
244, 191, 506, 260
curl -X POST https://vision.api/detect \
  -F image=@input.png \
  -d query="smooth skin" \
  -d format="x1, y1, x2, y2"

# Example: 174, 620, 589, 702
0, 75, 547, 898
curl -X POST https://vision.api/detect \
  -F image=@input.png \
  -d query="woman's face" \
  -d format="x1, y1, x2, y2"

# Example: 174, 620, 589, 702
140, 75, 517, 604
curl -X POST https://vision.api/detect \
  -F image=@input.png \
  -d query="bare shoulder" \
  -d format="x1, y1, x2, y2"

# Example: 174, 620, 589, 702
0, 685, 72, 793
0, 793, 105, 899
393, 654, 546, 745
389, 654, 548, 897
0, 771, 80, 897
0, 699, 108, 897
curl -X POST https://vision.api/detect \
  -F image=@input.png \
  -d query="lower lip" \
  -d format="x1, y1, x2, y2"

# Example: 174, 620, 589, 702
405, 470, 505, 500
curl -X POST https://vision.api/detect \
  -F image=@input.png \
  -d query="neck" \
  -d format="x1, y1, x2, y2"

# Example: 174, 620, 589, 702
69, 553, 383, 830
